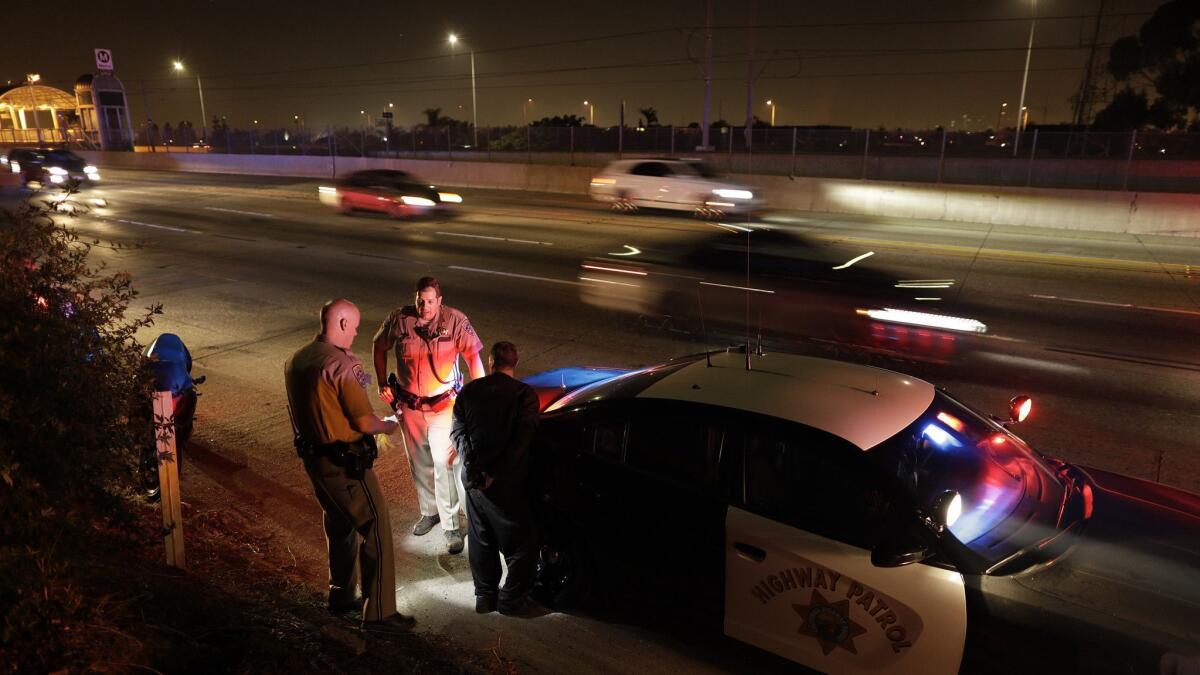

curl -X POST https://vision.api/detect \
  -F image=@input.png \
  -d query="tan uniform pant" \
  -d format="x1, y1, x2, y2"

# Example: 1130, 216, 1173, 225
399, 404, 465, 531
304, 455, 397, 622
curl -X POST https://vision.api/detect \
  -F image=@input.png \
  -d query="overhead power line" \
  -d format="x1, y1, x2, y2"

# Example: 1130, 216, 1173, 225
140, 11, 1149, 84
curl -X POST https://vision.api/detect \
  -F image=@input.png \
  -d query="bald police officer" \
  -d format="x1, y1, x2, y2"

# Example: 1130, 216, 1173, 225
285, 298, 413, 631
374, 277, 485, 555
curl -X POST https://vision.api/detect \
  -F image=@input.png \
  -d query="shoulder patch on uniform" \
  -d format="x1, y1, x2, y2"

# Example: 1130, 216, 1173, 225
352, 363, 370, 388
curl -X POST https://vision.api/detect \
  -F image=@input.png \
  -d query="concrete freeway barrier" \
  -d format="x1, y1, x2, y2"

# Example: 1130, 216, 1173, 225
77, 151, 1200, 238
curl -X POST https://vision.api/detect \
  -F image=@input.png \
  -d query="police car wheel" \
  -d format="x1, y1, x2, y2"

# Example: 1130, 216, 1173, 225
535, 538, 597, 609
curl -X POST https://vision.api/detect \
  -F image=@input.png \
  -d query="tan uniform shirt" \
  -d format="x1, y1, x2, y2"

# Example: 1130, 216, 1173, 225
374, 305, 483, 397
284, 336, 374, 445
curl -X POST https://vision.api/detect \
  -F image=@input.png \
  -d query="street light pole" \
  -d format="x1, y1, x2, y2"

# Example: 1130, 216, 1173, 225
1014, 0, 1037, 157
448, 34, 478, 148
469, 49, 478, 148
767, 99, 776, 127
583, 100, 594, 125
173, 61, 208, 143
195, 74, 207, 142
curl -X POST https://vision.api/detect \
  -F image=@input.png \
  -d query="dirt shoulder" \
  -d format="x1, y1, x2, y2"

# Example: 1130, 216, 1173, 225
51, 494, 501, 675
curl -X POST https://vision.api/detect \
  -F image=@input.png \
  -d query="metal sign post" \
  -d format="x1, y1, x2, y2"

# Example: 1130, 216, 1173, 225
153, 391, 186, 569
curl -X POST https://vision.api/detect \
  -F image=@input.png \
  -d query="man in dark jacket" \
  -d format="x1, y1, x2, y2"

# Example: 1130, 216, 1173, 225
450, 341, 541, 615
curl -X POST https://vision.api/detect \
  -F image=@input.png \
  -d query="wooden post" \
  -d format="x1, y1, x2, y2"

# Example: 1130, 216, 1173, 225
153, 391, 186, 569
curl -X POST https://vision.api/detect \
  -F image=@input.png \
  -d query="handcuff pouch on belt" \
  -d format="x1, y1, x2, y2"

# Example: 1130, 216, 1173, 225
294, 434, 379, 480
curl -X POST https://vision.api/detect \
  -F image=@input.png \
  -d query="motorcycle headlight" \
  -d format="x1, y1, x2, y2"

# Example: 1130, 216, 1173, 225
712, 188, 753, 200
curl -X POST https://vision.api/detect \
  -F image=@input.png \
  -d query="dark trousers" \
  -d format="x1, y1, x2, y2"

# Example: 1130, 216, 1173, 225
466, 480, 537, 607
304, 455, 397, 622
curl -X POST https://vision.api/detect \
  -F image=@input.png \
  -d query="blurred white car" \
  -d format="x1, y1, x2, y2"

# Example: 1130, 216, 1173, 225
588, 158, 764, 216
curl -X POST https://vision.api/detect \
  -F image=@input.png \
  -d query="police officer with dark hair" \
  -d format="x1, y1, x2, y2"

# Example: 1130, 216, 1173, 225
285, 298, 414, 631
450, 341, 541, 614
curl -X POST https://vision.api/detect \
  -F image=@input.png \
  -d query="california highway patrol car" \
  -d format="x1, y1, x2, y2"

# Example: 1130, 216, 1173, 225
525, 349, 1200, 674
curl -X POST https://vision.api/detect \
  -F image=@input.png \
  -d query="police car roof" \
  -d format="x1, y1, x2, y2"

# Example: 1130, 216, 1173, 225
636, 351, 934, 450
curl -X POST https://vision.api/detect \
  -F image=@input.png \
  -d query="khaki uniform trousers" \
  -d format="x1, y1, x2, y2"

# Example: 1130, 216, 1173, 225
399, 404, 465, 531
303, 455, 397, 621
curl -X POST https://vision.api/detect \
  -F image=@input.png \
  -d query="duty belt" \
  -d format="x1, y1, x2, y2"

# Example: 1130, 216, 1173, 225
398, 388, 454, 411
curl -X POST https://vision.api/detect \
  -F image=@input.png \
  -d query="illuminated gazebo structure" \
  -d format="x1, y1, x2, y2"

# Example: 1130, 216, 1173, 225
0, 72, 133, 150
0, 77, 78, 145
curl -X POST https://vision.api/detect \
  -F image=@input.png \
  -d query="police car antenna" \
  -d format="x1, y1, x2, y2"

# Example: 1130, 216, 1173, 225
744, 221, 752, 371
696, 289, 712, 367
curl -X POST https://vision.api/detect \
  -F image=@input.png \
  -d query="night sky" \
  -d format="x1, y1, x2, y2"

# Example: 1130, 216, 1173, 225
2, 0, 1164, 131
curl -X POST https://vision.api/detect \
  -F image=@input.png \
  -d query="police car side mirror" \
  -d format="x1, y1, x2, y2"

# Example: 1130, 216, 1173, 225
871, 517, 934, 568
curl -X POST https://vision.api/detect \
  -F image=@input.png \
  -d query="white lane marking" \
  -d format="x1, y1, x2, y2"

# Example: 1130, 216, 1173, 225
699, 281, 776, 294
609, 244, 641, 256
436, 231, 554, 246
973, 351, 1091, 375
897, 279, 956, 289
712, 222, 753, 233
580, 276, 640, 287
204, 206, 276, 218
448, 265, 579, 286
1030, 294, 1200, 317
115, 218, 193, 233
832, 251, 874, 270
581, 263, 647, 276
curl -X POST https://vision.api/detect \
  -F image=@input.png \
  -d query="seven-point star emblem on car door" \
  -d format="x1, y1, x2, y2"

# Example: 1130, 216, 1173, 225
794, 589, 868, 656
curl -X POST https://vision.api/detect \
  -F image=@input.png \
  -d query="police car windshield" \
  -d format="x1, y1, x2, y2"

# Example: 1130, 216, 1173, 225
871, 391, 1064, 562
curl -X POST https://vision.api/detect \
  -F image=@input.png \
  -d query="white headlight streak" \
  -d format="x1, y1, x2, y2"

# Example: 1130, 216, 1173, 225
400, 196, 436, 207
860, 308, 987, 333
712, 188, 753, 200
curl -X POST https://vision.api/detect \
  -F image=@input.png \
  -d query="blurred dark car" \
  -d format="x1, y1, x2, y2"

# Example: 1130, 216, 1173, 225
2, 148, 100, 188
579, 227, 986, 363
317, 169, 462, 218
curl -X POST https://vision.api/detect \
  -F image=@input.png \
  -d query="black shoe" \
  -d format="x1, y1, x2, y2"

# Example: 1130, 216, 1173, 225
499, 596, 546, 618
327, 596, 362, 616
475, 595, 497, 614
412, 514, 440, 536
445, 529, 465, 555
362, 612, 416, 635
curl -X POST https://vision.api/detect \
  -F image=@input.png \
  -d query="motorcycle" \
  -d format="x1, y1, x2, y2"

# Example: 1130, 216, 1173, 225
140, 333, 204, 500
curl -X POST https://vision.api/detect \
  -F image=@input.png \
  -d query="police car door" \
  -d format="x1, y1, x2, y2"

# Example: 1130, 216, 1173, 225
724, 421, 966, 675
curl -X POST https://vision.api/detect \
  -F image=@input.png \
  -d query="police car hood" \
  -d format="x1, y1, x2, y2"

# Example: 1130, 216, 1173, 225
1013, 466, 1200, 649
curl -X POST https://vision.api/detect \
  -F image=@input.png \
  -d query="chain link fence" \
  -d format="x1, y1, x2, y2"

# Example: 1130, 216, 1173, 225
126, 123, 1200, 193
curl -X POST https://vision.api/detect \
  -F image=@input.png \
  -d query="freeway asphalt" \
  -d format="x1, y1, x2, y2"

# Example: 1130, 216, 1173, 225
8, 169, 1200, 672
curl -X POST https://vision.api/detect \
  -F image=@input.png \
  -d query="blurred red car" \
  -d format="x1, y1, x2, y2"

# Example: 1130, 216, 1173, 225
318, 169, 461, 218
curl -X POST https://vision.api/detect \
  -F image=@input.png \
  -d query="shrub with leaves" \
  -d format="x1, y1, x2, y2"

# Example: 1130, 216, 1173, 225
0, 194, 159, 670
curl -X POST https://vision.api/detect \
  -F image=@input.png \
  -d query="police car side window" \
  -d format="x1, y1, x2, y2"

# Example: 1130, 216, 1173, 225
588, 420, 626, 463
625, 414, 723, 494
743, 425, 893, 549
